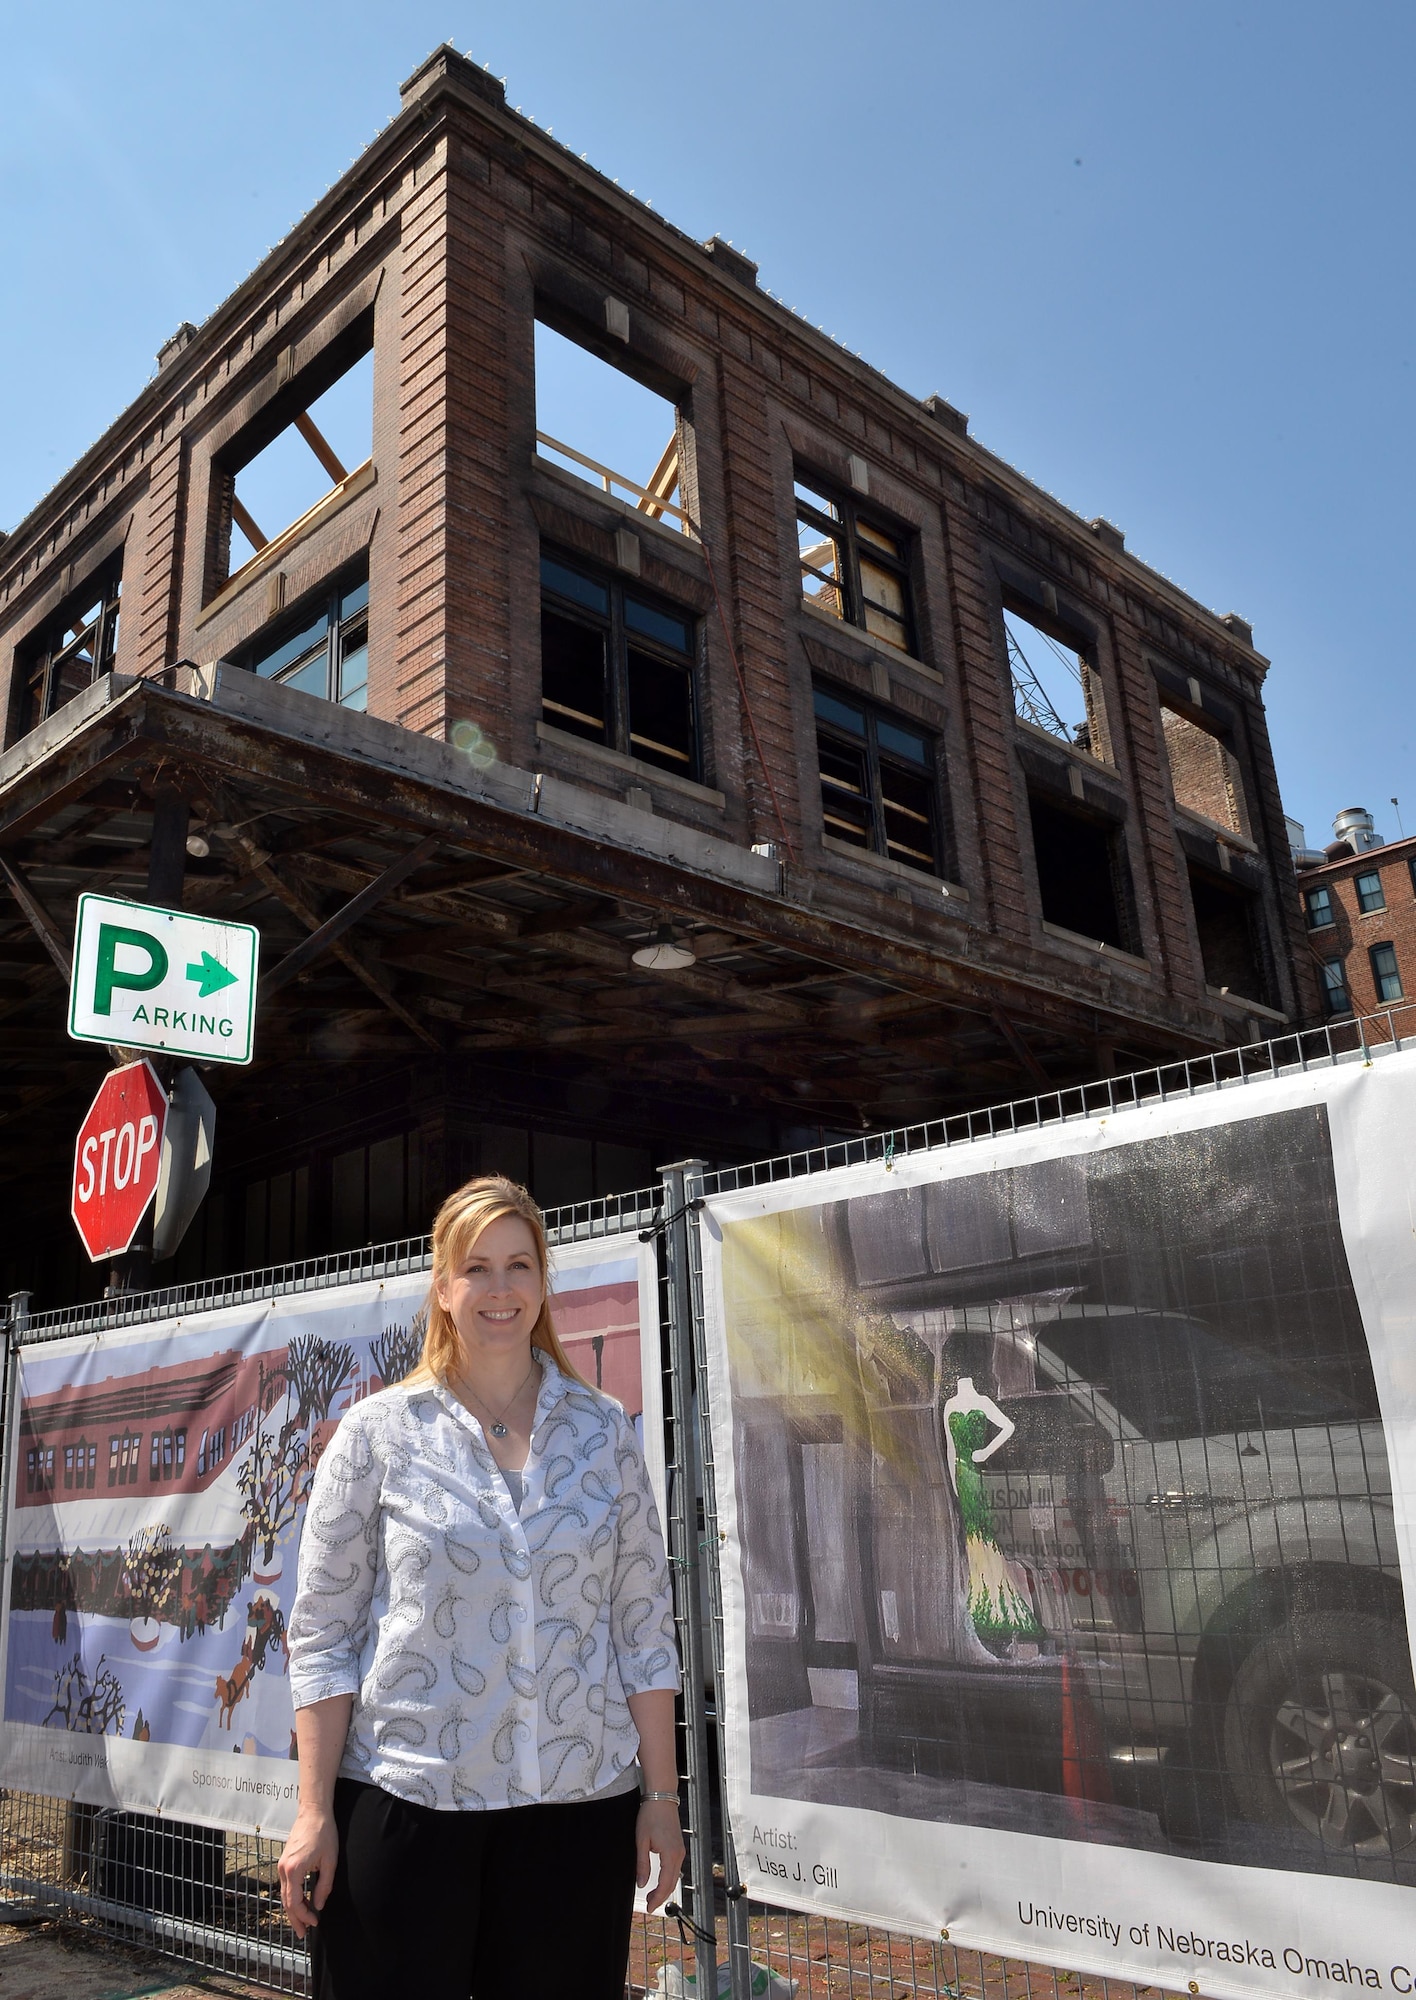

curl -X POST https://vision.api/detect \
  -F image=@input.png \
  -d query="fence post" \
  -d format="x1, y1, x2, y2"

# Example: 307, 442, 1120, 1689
0, 1295, 26, 1569
659, 1162, 719, 1998
676, 1174, 754, 2000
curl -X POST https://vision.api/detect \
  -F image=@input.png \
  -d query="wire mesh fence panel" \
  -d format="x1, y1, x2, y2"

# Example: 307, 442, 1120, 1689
730, 1904, 1193, 2000
0, 1788, 306, 1989
11, 1013, 1412, 1997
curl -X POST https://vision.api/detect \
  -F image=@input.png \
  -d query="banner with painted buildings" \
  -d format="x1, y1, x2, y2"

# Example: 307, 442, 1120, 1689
699, 1053, 1416, 2000
0, 1233, 661, 1836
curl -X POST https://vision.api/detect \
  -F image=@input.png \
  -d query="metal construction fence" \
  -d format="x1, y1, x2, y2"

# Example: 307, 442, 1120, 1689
1, 1005, 1411, 1999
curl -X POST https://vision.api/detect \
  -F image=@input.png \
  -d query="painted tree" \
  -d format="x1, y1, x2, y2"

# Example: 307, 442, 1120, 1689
283, 1335, 357, 1432
43, 1651, 125, 1735
371, 1312, 425, 1387
122, 1524, 181, 1623
237, 1424, 310, 1568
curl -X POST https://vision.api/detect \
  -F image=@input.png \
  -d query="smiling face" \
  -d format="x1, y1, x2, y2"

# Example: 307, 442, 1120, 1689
434, 1210, 546, 1367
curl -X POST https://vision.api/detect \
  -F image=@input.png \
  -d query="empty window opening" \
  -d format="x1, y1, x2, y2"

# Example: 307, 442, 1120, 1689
1187, 865, 1269, 1004
1321, 958, 1351, 1016
239, 563, 368, 710
220, 344, 373, 583
814, 684, 941, 875
533, 321, 686, 530
15, 563, 122, 738
1304, 885, 1336, 929
797, 478, 914, 654
1159, 701, 1249, 836
1355, 869, 1386, 913
540, 550, 698, 778
1370, 941, 1404, 1003
1029, 793, 1135, 952
1005, 606, 1111, 760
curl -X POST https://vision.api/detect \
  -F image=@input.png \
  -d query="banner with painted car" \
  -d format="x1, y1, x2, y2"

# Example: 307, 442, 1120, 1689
699, 1052, 1416, 2000
0, 1232, 662, 1837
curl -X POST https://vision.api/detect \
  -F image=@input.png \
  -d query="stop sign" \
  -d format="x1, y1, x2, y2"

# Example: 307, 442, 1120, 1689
71, 1060, 168, 1261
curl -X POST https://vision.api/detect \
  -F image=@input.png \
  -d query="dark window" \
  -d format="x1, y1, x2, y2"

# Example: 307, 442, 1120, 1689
1039, 1313, 1372, 1444
42, 1449, 54, 1491
1321, 958, 1351, 1016
796, 477, 914, 654
814, 685, 941, 876
1304, 885, 1335, 929
539, 552, 698, 779
1408, 856, 1416, 900
63, 1446, 75, 1490
1187, 866, 1270, 1004
1356, 870, 1386, 913
240, 566, 368, 710
1030, 793, 1135, 952
108, 1435, 120, 1487
175, 1429, 186, 1472
84, 1442, 96, 1489
150, 1434, 161, 1479
25, 1450, 35, 1495
1370, 942, 1403, 1003
15, 565, 122, 739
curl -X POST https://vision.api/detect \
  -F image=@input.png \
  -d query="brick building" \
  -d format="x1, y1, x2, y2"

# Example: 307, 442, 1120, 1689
1293, 807, 1416, 1021
0, 49, 1314, 1310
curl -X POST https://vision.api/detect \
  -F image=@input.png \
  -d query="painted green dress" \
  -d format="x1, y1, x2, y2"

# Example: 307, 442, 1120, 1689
947, 1407, 1042, 1645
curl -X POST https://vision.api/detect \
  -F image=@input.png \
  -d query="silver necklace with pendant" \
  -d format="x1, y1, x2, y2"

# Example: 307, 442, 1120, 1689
461, 1357, 537, 1439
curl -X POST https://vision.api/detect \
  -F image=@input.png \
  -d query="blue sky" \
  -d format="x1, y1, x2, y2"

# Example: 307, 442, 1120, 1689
3, 1, 1412, 845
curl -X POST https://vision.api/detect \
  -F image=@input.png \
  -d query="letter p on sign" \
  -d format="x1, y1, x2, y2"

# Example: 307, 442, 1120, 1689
92, 924, 169, 1014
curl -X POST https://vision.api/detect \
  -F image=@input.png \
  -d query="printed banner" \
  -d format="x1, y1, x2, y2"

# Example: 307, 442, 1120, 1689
0, 1232, 662, 1837
700, 1054, 1416, 2000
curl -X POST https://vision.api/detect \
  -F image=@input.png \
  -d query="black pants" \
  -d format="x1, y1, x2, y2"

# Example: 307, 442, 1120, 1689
310, 1778, 640, 2000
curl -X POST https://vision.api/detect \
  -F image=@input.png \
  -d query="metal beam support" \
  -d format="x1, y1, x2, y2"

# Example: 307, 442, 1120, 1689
992, 1006, 1051, 1090
262, 834, 440, 996
221, 831, 440, 1051
0, 855, 72, 982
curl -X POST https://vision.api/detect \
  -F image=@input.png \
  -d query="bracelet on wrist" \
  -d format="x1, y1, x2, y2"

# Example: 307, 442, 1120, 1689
641, 1789, 679, 1802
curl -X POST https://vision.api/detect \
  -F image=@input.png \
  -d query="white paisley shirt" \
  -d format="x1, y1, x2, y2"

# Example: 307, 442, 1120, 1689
286, 1351, 680, 1811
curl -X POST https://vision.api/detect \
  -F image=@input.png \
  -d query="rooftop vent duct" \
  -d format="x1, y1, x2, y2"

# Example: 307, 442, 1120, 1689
1330, 806, 1384, 856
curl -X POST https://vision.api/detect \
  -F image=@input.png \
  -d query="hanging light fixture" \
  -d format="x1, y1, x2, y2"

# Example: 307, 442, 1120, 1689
632, 924, 695, 971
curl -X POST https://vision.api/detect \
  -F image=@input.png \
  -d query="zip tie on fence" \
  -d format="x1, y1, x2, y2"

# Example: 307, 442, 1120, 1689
638, 1197, 705, 1243
665, 1900, 718, 1948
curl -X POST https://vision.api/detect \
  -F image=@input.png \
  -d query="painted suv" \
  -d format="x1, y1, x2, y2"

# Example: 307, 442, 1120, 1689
979, 1300, 1415, 1856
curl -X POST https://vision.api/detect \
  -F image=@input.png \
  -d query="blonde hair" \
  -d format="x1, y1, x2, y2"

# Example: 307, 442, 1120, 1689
408, 1175, 588, 1389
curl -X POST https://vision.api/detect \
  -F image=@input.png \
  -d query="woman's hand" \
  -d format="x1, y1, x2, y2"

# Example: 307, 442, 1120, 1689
636, 1797, 686, 1915
277, 1805, 338, 1941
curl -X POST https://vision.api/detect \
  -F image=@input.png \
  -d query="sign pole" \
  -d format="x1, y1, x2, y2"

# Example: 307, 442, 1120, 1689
106, 790, 187, 1297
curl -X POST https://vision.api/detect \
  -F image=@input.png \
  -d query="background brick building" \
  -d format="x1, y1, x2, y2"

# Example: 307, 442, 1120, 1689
0, 49, 1314, 1310
1293, 806, 1416, 1021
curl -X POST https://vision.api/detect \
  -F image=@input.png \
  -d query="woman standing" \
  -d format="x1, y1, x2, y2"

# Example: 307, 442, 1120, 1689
279, 1176, 683, 2000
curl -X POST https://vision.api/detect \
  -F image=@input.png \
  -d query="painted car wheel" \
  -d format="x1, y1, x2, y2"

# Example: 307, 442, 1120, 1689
1224, 1612, 1416, 1854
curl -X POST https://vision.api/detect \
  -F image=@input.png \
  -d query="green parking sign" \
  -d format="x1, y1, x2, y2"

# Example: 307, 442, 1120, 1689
69, 894, 259, 1064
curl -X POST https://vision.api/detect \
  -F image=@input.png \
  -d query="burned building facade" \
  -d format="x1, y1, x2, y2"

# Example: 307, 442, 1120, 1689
0, 50, 1314, 1308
